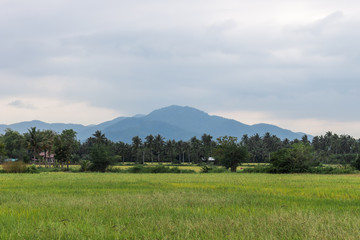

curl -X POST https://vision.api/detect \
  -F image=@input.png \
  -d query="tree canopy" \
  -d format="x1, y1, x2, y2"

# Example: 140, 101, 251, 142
214, 136, 249, 172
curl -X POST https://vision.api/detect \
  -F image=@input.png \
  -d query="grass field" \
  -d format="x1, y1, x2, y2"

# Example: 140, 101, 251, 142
1, 173, 360, 239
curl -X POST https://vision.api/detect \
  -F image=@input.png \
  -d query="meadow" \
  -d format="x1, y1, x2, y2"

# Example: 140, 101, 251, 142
0, 173, 360, 239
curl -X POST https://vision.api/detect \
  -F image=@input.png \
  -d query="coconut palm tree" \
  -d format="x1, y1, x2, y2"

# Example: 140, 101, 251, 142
145, 134, 154, 163
154, 134, 165, 162
26, 127, 43, 166
92, 130, 107, 145
132, 136, 142, 163
41, 130, 56, 168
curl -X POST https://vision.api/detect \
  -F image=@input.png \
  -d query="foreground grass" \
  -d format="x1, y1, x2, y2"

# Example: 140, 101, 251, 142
0, 173, 360, 239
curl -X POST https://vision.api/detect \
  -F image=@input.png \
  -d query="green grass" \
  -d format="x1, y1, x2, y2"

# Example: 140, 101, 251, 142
0, 173, 360, 239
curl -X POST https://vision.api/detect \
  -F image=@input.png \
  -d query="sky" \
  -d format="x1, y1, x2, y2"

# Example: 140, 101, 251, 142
0, 0, 360, 137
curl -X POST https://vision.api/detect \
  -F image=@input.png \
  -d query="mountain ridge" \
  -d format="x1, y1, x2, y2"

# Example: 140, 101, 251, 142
0, 105, 309, 142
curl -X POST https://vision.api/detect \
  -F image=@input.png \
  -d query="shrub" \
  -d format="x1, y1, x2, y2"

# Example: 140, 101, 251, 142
200, 165, 211, 173
309, 166, 355, 174
106, 167, 126, 173
127, 165, 147, 173
200, 165, 228, 173
2, 161, 27, 173
242, 166, 272, 173
26, 164, 38, 174
36, 167, 61, 173
80, 160, 93, 172
125, 165, 195, 173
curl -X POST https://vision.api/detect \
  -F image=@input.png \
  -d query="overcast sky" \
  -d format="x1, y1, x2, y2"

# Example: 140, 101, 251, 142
1, 0, 360, 137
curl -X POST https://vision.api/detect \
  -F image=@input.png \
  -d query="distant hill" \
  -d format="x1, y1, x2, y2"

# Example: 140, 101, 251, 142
0, 105, 309, 142
0, 120, 87, 135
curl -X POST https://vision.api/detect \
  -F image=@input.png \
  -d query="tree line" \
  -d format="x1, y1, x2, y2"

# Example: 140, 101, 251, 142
1, 127, 360, 172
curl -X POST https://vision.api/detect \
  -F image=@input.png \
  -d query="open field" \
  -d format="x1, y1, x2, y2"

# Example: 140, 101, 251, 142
1, 173, 360, 239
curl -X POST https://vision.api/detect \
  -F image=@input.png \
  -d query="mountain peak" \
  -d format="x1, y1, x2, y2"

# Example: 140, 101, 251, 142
148, 105, 209, 117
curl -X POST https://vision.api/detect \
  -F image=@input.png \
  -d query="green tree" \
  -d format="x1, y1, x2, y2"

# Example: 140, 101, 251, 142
40, 130, 56, 168
164, 140, 176, 162
154, 134, 165, 162
270, 143, 315, 173
132, 136, 142, 163
201, 134, 213, 160
214, 136, 249, 172
89, 144, 112, 172
3, 129, 27, 161
92, 130, 108, 145
0, 140, 6, 162
145, 134, 154, 163
351, 154, 360, 170
190, 136, 201, 163
26, 127, 43, 165
54, 129, 78, 170
176, 140, 185, 163
247, 134, 265, 163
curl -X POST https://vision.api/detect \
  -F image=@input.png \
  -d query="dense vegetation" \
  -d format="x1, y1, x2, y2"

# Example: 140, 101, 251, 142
1, 127, 360, 173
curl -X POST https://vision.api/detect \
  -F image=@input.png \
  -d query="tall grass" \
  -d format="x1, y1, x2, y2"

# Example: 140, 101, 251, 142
0, 173, 360, 239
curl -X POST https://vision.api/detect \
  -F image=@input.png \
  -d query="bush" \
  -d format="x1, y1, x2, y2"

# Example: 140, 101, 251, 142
241, 165, 356, 174
2, 161, 27, 173
106, 167, 127, 173
80, 160, 93, 172
36, 167, 61, 172
200, 165, 211, 173
200, 165, 228, 173
309, 166, 356, 174
26, 164, 38, 174
125, 165, 195, 173
242, 166, 272, 173
127, 165, 147, 173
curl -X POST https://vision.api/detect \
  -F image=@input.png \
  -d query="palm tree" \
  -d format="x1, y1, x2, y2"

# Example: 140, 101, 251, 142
145, 134, 154, 163
164, 140, 176, 162
92, 130, 107, 145
26, 127, 43, 166
190, 136, 201, 163
132, 136, 142, 163
201, 134, 213, 160
154, 134, 165, 162
41, 130, 56, 168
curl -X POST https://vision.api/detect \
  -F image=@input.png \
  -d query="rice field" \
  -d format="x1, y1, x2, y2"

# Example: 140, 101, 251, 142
0, 173, 359, 239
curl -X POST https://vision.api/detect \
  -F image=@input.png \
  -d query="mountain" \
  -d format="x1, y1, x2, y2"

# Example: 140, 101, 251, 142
0, 105, 309, 142
0, 120, 87, 135
76, 116, 126, 140
144, 105, 252, 137
102, 117, 197, 143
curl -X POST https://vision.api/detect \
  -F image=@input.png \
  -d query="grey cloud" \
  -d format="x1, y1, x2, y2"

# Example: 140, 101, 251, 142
1, 0, 360, 129
8, 100, 36, 109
